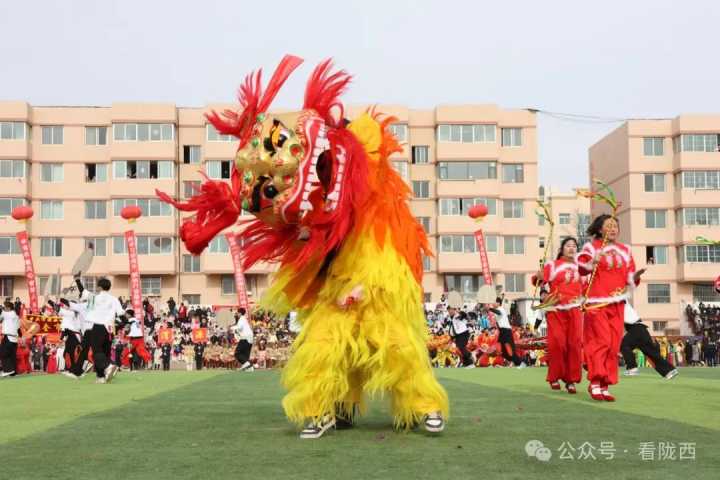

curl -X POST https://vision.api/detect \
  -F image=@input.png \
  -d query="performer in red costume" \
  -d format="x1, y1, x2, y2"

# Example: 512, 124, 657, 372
533, 237, 584, 394
576, 214, 645, 401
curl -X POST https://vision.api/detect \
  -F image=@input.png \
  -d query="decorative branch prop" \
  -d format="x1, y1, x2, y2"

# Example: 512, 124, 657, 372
530, 200, 555, 310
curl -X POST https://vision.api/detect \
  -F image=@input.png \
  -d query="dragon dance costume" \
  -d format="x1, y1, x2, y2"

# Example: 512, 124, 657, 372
158, 55, 448, 436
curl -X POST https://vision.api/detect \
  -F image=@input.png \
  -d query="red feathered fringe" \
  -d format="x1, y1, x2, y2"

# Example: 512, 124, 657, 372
303, 58, 352, 128
205, 54, 303, 150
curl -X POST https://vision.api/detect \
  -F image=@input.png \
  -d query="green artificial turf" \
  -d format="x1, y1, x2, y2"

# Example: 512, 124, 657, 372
0, 367, 717, 480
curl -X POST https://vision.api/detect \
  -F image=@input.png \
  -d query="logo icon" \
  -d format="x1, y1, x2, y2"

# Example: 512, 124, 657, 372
525, 440, 553, 462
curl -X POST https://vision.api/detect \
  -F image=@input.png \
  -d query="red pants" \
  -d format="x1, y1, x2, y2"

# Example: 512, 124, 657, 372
583, 302, 624, 385
546, 308, 583, 384
130, 338, 152, 363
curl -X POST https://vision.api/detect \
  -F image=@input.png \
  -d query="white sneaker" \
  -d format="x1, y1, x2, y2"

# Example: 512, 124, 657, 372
240, 361, 252, 371
0, 371, 15, 378
424, 412, 445, 433
516, 362, 527, 369
62, 371, 80, 380
665, 369, 679, 380
83, 361, 94, 374
95, 377, 107, 384
465, 364, 476, 369
624, 368, 639, 376
104, 365, 119, 384
299, 415, 336, 439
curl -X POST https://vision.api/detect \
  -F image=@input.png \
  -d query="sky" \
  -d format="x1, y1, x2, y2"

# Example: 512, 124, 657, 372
2, 0, 719, 191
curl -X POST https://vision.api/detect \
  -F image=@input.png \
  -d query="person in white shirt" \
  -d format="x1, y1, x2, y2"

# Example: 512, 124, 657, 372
485, 297, 525, 368
447, 307, 474, 368
232, 308, 254, 372
68, 283, 95, 378
1, 301, 21, 377
56, 298, 82, 378
621, 302, 678, 380
86, 277, 125, 384
127, 310, 151, 368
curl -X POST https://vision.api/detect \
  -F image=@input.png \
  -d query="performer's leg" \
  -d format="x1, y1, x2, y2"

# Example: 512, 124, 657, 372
606, 303, 624, 386
1, 337, 18, 374
90, 325, 110, 378
583, 307, 612, 385
545, 311, 565, 384
565, 308, 583, 384
638, 330, 673, 377
620, 328, 639, 370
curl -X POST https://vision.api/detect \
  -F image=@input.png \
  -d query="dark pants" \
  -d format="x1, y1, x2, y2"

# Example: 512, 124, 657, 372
499, 328, 522, 366
0, 336, 18, 374
621, 323, 673, 377
453, 331, 473, 366
89, 324, 112, 378
70, 331, 92, 376
234, 340, 252, 365
162, 355, 170, 371
63, 330, 81, 372
195, 355, 203, 370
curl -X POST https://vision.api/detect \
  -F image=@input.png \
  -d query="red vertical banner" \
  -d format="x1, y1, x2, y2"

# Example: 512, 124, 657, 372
225, 232, 249, 310
16, 230, 38, 313
473, 229, 493, 286
124, 230, 144, 324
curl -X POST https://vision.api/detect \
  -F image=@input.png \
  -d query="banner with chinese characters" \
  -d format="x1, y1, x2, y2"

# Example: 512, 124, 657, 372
158, 327, 174, 345
191, 327, 208, 344
473, 230, 493, 285
25, 313, 61, 336
16, 231, 39, 313
225, 232, 250, 310
124, 230, 144, 324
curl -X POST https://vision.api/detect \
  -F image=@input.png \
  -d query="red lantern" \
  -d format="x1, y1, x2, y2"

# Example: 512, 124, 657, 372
714, 275, 720, 294
468, 204, 488, 219
11, 205, 34, 222
121, 205, 142, 223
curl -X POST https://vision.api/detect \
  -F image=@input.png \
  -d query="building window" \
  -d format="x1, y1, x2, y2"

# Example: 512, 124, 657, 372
412, 146, 429, 164
644, 173, 665, 192
692, 284, 720, 302
206, 160, 232, 180
439, 235, 480, 253
141, 277, 162, 296
445, 274, 486, 301
412, 181, 430, 199
645, 246, 668, 265
558, 213, 571, 225
112, 236, 172, 255
643, 137, 664, 156
209, 235, 230, 253
183, 294, 201, 305
113, 160, 174, 179
674, 134, 719, 153
114, 123, 174, 142
504, 236, 525, 255
680, 170, 720, 190
645, 209, 666, 228
501, 128, 522, 147
113, 199, 171, 217
652, 321, 667, 332
40, 238, 63, 257
183, 254, 201, 273
438, 198, 496, 216
391, 161, 409, 180
437, 124, 496, 143
504, 273, 525, 293
39, 276, 61, 296
0, 277, 14, 297
539, 237, 545, 249
681, 207, 720, 226
40, 164, 63, 182
501, 164, 524, 183
416, 217, 431, 233
85, 237, 106, 256
0, 122, 26, 140
183, 145, 202, 164
388, 124, 407, 142
422, 256, 432, 272
221, 275, 236, 295
85, 163, 107, 183
85, 126, 108, 145
0, 198, 25, 217
0, 160, 25, 178
183, 181, 201, 199
0, 236, 20, 255
41, 126, 63, 145
503, 200, 524, 219
684, 244, 720, 263
206, 124, 235, 142
438, 161, 497, 180
40, 200, 63, 220
647, 284, 671, 304
84, 200, 107, 219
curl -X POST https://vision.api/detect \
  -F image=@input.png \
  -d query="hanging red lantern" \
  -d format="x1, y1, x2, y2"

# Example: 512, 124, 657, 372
714, 275, 720, 294
468, 204, 488, 219
11, 205, 34, 222
121, 205, 142, 223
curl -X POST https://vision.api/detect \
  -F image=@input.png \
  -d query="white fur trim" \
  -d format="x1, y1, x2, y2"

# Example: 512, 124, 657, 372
548, 262, 578, 282
584, 293, 629, 305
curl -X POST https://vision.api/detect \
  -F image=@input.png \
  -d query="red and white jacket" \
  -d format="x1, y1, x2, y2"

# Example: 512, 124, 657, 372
576, 239, 639, 305
532, 258, 584, 310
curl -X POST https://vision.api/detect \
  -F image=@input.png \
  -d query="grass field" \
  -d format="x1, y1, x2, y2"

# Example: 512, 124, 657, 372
1, 367, 718, 480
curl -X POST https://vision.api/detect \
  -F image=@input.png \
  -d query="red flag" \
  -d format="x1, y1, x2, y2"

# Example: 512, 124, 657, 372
225, 232, 249, 309
191, 327, 208, 344
16, 231, 38, 313
473, 230, 493, 285
125, 231, 144, 327
158, 327, 174, 345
